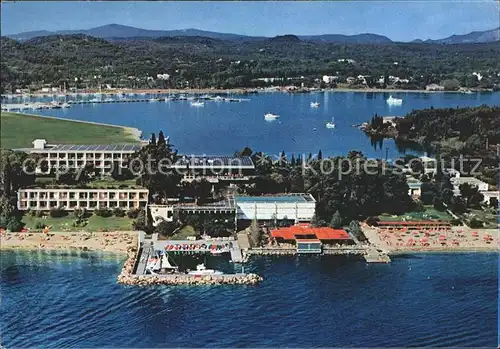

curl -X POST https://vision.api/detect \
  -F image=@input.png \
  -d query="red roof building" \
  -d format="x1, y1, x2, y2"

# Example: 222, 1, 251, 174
270, 225, 351, 242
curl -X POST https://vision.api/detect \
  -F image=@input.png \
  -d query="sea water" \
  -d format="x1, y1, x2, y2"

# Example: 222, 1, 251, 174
1, 250, 497, 347
28, 91, 500, 158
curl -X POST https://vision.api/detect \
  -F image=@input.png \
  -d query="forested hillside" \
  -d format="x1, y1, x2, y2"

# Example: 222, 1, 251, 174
2, 34, 500, 91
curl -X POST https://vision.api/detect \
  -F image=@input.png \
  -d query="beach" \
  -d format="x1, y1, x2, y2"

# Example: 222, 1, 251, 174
0, 231, 137, 254
362, 224, 498, 254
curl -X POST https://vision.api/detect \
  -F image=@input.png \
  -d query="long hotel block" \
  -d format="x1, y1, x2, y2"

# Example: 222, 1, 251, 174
18, 188, 149, 211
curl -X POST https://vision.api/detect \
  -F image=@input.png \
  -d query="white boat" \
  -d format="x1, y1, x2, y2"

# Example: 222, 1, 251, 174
211, 250, 226, 256
213, 96, 224, 102
89, 98, 100, 103
191, 101, 204, 107
386, 95, 403, 106
146, 257, 162, 273
61, 102, 71, 108
188, 263, 223, 276
264, 113, 280, 120
104, 97, 114, 102
326, 115, 336, 129
310, 102, 320, 108
149, 98, 159, 102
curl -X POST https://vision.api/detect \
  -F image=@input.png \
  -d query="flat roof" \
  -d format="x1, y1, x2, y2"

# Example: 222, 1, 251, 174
271, 226, 351, 240
25, 144, 142, 152
236, 194, 314, 203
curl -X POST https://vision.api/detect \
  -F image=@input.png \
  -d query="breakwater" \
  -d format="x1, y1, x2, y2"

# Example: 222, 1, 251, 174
118, 273, 263, 286
118, 246, 263, 286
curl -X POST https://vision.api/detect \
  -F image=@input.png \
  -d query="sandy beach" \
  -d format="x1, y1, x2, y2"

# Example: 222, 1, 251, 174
0, 231, 138, 254
362, 224, 498, 253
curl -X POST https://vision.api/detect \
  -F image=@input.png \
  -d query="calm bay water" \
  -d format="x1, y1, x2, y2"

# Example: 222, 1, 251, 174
26, 91, 500, 158
0, 250, 497, 347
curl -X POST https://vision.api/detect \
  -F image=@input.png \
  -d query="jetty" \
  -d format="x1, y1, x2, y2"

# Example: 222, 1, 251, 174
119, 232, 263, 286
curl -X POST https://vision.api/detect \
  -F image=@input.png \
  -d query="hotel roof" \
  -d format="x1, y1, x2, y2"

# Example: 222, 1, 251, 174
25, 144, 142, 152
270, 226, 351, 240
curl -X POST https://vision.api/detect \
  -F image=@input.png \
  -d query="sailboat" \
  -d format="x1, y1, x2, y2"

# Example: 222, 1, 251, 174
162, 253, 178, 272
326, 115, 336, 129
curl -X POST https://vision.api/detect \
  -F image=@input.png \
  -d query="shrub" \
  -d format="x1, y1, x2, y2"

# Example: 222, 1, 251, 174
73, 207, 86, 220
365, 216, 380, 226
34, 221, 45, 229
113, 207, 125, 217
127, 208, 140, 219
450, 218, 462, 226
94, 207, 113, 218
468, 218, 483, 229
7, 217, 24, 232
49, 207, 67, 218
35, 210, 44, 218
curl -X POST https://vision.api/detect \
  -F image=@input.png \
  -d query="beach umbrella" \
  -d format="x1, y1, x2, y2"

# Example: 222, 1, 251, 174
421, 237, 428, 243
439, 235, 446, 241
472, 231, 479, 237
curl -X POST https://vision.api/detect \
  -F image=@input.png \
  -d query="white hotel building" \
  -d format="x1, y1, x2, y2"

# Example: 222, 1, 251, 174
18, 139, 142, 173
18, 188, 148, 211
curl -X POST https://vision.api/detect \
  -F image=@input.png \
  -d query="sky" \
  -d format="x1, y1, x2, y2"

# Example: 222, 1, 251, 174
1, 1, 499, 42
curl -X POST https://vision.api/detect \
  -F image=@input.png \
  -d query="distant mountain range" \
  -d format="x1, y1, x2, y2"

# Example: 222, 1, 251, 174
7, 24, 499, 44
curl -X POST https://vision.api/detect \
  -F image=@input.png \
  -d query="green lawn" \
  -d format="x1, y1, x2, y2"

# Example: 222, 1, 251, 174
22, 214, 135, 232
378, 206, 453, 222
169, 225, 198, 240
1, 112, 140, 149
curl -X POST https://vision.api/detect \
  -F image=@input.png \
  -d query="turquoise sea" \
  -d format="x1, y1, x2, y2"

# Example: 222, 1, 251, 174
0, 250, 497, 347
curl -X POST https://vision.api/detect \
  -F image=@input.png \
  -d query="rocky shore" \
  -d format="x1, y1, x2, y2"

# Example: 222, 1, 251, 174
117, 247, 263, 286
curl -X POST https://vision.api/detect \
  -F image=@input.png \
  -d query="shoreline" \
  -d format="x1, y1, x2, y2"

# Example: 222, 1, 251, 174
5, 87, 496, 97
3, 111, 143, 142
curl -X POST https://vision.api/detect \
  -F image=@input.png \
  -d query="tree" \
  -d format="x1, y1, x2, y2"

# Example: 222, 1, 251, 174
459, 183, 484, 209
235, 146, 253, 157
0, 149, 37, 197
433, 197, 445, 211
150, 133, 157, 146
348, 220, 366, 242
317, 150, 323, 161
154, 220, 176, 237
329, 210, 343, 229
440, 188, 454, 205
6, 216, 23, 232
249, 217, 262, 246
157, 131, 167, 146
450, 196, 467, 214
132, 209, 149, 232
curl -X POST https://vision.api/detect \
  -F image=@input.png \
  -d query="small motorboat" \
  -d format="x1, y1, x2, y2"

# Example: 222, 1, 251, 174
264, 113, 280, 120
386, 95, 403, 106
326, 122, 336, 129
310, 102, 320, 108
187, 263, 223, 276
190, 101, 204, 107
